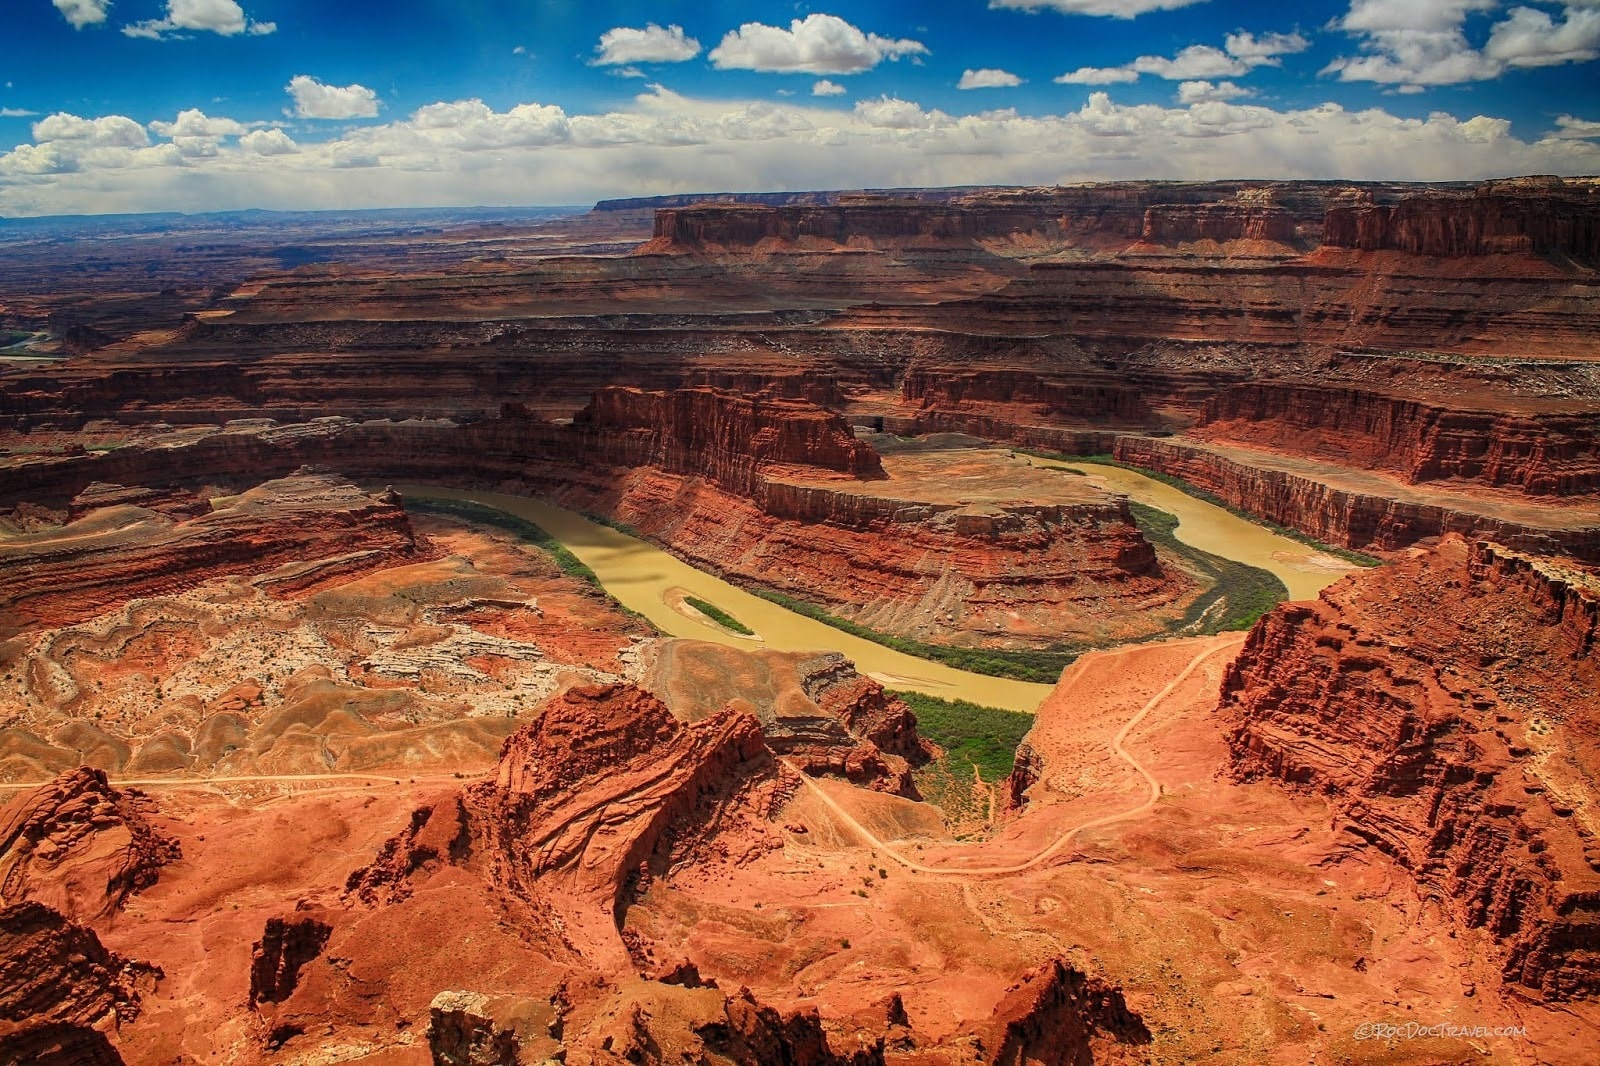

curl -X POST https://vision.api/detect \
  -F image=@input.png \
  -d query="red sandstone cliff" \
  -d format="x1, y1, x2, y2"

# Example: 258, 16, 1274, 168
0, 409, 1173, 649
1139, 202, 1297, 247
640, 198, 1067, 254
1193, 381, 1600, 495
1323, 184, 1600, 261
571, 385, 885, 496
346, 683, 785, 973
0, 900, 159, 1065
1111, 435, 1600, 561
1220, 537, 1600, 999
983, 957, 1152, 1065
646, 643, 932, 798
598, 466, 1169, 650
645, 180, 1596, 263
0, 471, 427, 637
641, 181, 1360, 256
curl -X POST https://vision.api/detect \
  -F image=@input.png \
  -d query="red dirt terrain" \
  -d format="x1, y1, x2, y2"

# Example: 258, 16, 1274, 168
5, 595, 1595, 1063
0, 178, 1598, 1064
1222, 535, 1600, 1002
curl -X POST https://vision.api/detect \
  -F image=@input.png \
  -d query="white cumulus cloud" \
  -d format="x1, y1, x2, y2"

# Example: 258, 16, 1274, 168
1551, 113, 1600, 138
148, 108, 246, 138
53, 0, 110, 28
33, 112, 149, 147
593, 24, 701, 65
1177, 80, 1253, 103
1132, 45, 1250, 79
1059, 27, 1310, 84
405, 99, 571, 148
287, 76, 380, 120
123, 0, 275, 38
1484, 4, 1600, 68
812, 79, 847, 96
240, 128, 297, 155
852, 96, 954, 130
1223, 31, 1311, 64
4, 89, 1600, 216
1325, 0, 1600, 87
959, 68, 1024, 88
1056, 66, 1141, 84
708, 14, 927, 75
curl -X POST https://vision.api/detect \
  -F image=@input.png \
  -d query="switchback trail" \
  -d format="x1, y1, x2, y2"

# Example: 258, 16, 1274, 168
783, 636, 1246, 878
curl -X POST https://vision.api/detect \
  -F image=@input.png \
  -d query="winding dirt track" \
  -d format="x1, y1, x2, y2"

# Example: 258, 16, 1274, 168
3, 640, 1243, 884
784, 636, 1246, 878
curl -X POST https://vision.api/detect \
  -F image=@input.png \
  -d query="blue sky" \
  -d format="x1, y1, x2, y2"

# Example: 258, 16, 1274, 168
3, 1, 1598, 215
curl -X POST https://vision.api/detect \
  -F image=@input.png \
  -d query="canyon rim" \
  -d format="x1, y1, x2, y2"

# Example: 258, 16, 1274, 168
5, 2, 1600, 1064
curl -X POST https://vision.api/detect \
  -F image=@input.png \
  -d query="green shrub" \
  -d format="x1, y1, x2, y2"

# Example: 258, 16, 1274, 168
407, 498, 600, 585
405, 497, 656, 630
684, 596, 755, 636
1126, 501, 1288, 633
891, 690, 1034, 782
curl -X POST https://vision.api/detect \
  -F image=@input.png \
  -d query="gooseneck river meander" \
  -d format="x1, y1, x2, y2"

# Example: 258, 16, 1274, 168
397, 460, 1351, 715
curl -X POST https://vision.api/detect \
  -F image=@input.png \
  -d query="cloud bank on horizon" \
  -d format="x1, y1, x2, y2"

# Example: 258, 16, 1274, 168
4, 0, 1599, 215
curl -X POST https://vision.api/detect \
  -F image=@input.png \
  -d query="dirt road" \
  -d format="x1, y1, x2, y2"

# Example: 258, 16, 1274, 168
784, 636, 1246, 877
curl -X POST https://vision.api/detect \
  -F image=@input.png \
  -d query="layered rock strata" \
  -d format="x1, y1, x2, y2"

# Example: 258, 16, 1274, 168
645, 642, 932, 797
1323, 183, 1600, 260
1112, 435, 1600, 560
469, 684, 780, 971
0, 767, 179, 919
0, 900, 158, 1065
346, 683, 785, 973
1220, 537, 1600, 999
1192, 381, 1600, 495
647, 179, 1598, 264
0, 471, 427, 635
0, 394, 1170, 648
569, 385, 885, 495
341, 680, 1148, 1065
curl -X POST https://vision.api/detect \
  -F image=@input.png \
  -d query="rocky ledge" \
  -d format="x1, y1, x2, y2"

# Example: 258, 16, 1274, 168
1220, 536, 1600, 999
0, 471, 428, 637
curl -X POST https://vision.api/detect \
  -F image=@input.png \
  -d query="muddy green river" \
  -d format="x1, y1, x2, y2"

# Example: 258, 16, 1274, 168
1034, 460, 1356, 602
398, 464, 1354, 715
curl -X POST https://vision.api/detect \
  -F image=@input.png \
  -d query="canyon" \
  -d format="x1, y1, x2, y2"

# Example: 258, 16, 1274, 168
0, 177, 1597, 1064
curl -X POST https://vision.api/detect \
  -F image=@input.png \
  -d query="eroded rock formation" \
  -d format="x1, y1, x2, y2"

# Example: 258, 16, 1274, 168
0, 470, 428, 636
1323, 182, 1600, 261
1112, 435, 1600, 560
249, 914, 334, 1007
983, 957, 1152, 1066
343, 683, 788, 974
573, 385, 885, 493
646, 643, 932, 797
1221, 536, 1600, 999
0, 767, 179, 918
0, 901, 158, 1065
467, 684, 781, 970
1191, 381, 1600, 495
